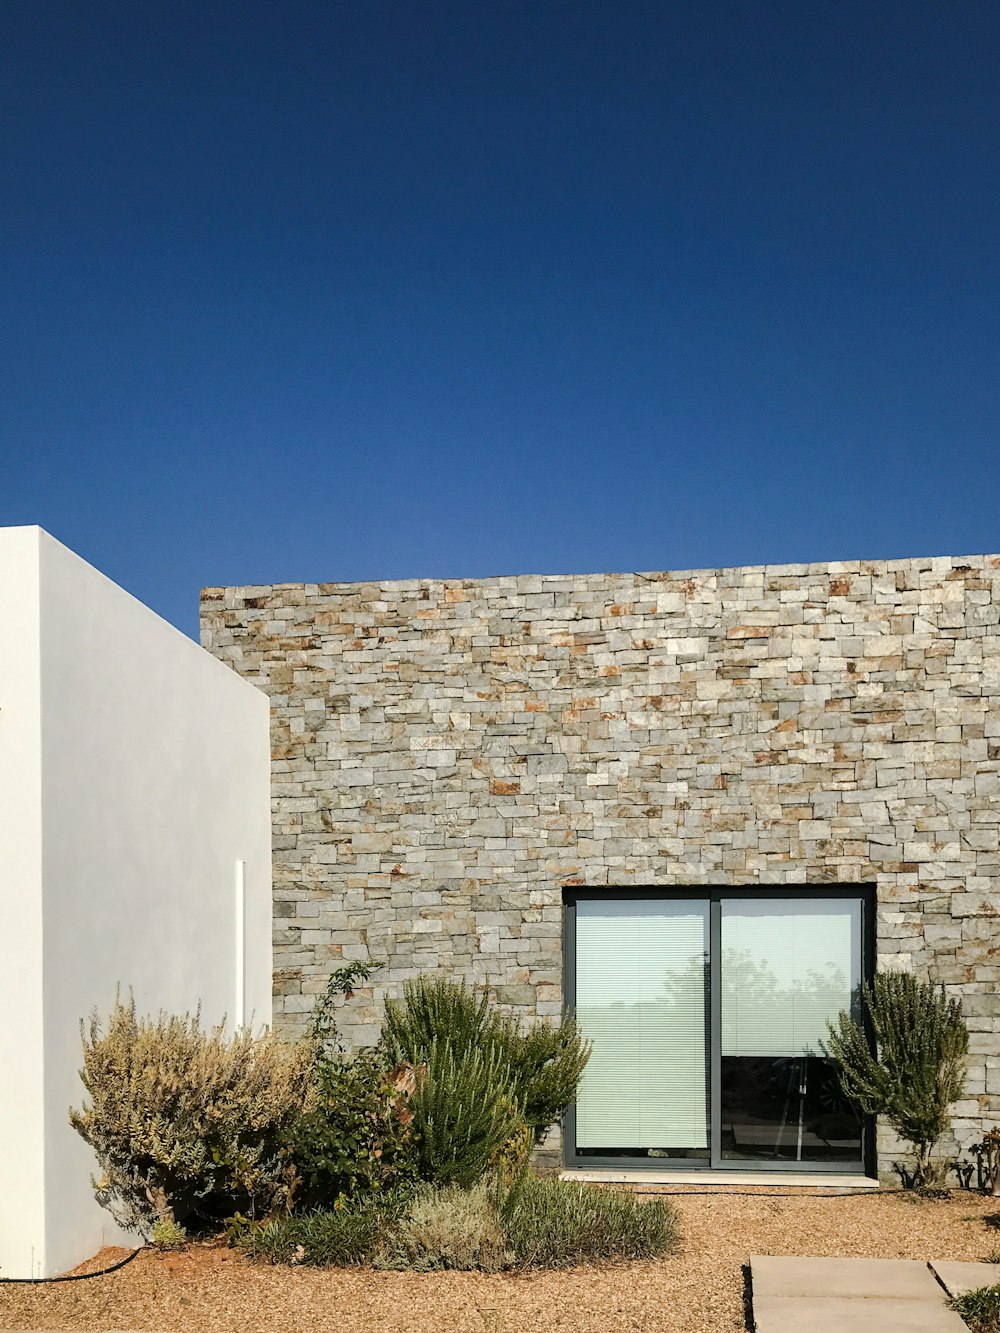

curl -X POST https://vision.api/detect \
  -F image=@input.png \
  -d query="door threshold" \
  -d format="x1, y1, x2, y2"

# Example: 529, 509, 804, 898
560, 1168, 879, 1189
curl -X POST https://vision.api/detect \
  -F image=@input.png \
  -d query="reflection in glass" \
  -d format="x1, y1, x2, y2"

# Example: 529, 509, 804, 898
575, 900, 709, 1158
720, 900, 863, 1163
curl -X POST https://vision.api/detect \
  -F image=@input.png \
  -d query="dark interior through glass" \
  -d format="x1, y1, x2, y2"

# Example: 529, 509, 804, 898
720, 1055, 862, 1162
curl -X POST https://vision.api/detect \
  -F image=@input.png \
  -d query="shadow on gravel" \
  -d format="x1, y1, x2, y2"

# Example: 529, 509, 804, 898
741, 1262, 755, 1331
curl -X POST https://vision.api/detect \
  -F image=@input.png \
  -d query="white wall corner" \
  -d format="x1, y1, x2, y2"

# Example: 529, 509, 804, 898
1, 526, 276, 1277
0, 526, 47, 1277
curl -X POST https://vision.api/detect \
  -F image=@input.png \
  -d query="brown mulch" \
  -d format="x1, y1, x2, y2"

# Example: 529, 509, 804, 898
3, 1189, 1000, 1333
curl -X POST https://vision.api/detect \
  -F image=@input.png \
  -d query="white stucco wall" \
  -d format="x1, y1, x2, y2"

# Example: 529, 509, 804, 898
0, 527, 273, 1278
0, 528, 46, 1277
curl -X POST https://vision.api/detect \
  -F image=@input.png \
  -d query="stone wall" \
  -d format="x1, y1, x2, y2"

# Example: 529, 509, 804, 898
201, 554, 1000, 1172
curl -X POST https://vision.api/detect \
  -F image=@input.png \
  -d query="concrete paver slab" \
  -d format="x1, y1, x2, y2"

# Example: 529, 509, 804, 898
930, 1259, 1000, 1297
750, 1255, 945, 1300
752, 1295, 970, 1332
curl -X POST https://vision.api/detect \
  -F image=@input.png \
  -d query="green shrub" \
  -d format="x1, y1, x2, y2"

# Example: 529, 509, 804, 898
409, 1040, 518, 1186
499, 1174, 678, 1268
150, 1219, 187, 1250
972, 1128, 1000, 1197
382, 976, 591, 1142
374, 1181, 509, 1272
950, 1282, 1000, 1332
825, 972, 968, 1188
286, 1050, 419, 1208
232, 1205, 386, 1267
503, 1019, 593, 1142
70, 993, 312, 1233
492, 1119, 536, 1177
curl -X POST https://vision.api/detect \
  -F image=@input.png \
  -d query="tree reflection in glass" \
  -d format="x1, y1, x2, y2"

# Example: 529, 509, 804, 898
719, 895, 864, 1164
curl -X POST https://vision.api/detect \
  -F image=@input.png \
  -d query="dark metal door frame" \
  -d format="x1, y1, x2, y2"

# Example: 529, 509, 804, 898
562, 884, 876, 1176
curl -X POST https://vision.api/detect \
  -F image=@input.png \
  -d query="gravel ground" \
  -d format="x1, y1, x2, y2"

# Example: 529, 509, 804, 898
3, 1189, 999, 1333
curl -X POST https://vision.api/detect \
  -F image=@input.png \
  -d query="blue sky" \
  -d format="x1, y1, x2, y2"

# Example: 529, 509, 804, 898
2, 1, 998, 639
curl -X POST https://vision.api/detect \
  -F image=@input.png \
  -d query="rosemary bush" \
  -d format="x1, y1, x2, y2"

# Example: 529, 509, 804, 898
382, 976, 591, 1142
407, 1039, 519, 1186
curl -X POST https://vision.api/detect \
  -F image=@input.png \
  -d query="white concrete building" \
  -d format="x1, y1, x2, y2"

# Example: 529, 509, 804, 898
0, 526, 273, 1279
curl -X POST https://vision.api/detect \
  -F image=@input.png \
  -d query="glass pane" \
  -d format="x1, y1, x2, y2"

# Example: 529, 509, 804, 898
720, 899, 863, 1163
575, 900, 709, 1157
720, 1055, 863, 1163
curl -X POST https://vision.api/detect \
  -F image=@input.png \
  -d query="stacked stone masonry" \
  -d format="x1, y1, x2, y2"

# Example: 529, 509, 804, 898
201, 555, 1000, 1174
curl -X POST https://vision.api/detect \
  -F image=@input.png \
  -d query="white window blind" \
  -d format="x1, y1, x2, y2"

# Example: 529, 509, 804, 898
721, 899, 860, 1058
575, 900, 709, 1150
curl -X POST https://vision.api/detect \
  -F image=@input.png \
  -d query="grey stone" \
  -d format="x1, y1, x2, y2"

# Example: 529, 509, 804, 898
202, 553, 1000, 1170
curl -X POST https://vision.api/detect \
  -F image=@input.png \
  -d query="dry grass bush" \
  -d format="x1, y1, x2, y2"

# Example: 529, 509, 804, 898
70, 993, 313, 1234
374, 1181, 510, 1272
499, 1173, 678, 1268
235, 1174, 678, 1273
232, 1206, 386, 1267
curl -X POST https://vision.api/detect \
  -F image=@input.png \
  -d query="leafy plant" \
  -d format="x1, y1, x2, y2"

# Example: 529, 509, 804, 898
382, 976, 591, 1142
408, 1039, 519, 1186
825, 971, 969, 1189
284, 958, 420, 1206
492, 1119, 536, 1177
70, 992, 312, 1233
307, 961, 379, 1063
286, 1049, 419, 1207
950, 1282, 1000, 1332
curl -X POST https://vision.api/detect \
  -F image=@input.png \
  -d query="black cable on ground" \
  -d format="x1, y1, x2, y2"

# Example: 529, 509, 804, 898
0, 1243, 147, 1284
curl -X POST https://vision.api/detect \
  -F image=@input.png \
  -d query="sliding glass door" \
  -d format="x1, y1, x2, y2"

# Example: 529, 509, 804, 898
566, 889, 868, 1173
574, 900, 710, 1160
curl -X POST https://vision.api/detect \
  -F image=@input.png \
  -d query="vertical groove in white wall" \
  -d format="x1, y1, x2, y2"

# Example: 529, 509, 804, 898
234, 860, 246, 1030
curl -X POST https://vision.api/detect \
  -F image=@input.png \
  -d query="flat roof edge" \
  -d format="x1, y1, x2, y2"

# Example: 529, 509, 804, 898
201, 551, 1000, 600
